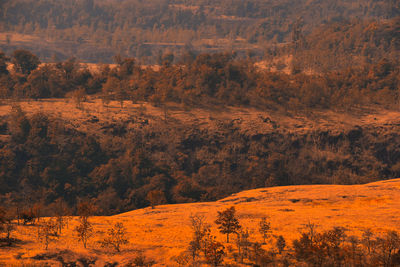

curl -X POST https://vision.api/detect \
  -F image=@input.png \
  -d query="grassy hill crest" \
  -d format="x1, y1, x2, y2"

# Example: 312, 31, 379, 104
1, 178, 399, 266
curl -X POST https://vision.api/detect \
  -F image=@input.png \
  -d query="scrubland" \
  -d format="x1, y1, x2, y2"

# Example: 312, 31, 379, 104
0, 178, 399, 266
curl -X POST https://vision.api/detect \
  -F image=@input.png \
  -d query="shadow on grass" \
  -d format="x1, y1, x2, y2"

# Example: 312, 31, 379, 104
0, 237, 26, 248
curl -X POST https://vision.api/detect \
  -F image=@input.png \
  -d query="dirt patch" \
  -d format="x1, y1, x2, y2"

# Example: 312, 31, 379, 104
278, 208, 295, 212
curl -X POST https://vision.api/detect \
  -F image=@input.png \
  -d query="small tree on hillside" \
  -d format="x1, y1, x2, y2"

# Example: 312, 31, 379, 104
100, 222, 129, 252
20, 209, 35, 225
259, 217, 271, 244
215, 206, 241, 243
75, 201, 96, 248
38, 218, 58, 250
236, 228, 251, 263
361, 228, 374, 255
276, 235, 286, 254
75, 216, 93, 249
12, 49, 40, 75
0, 206, 16, 245
53, 198, 71, 234
68, 87, 87, 109
204, 235, 225, 266
188, 214, 210, 262
375, 231, 400, 267
146, 190, 166, 209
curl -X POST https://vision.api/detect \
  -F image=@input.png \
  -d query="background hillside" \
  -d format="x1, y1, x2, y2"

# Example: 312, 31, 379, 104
1, 99, 400, 215
0, 0, 399, 63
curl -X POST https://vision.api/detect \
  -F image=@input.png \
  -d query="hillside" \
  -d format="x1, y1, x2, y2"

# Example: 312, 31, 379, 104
1, 99, 400, 214
1, 0, 399, 63
1, 178, 399, 266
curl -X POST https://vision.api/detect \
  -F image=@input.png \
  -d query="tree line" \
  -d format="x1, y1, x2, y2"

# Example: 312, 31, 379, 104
1, 99, 400, 216
1, 48, 400, 110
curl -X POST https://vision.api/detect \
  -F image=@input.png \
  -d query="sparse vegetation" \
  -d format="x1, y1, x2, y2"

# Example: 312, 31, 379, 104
75, 201, 96, 249
100, 222, 129, 252
0, 181, 398, 265
146, 190, 166, 209
37, 218, 58, 250
276, 235, 286, 254
259, 217, 271, 244
188, 214, 209, 262
0, 206, 16, 246
204, 235, 225, 266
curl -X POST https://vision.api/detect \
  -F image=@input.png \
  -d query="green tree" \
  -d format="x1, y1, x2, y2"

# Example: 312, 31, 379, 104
0, 51, 9, 75
26, 65, 62, 98
12, 49, 40, 75
8, 105, 31, 143
215, 206, 241, 243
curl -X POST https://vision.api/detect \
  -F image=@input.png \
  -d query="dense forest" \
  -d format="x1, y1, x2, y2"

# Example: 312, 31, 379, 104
0, 0, 399, 63
288, 17, 400, 72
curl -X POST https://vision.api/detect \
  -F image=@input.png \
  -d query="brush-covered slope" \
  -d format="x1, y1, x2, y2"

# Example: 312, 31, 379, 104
1, 99, 400, 215
1, 179, 399, 266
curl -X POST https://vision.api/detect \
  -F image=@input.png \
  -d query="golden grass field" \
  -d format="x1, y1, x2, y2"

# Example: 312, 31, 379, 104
0, 178, 399, 266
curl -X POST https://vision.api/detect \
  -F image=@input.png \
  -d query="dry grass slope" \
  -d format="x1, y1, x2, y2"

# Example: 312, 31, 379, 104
0, 178, 399, 266
1, 98, 400, 138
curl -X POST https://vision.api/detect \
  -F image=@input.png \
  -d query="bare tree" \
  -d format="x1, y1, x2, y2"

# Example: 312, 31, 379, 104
75, 201, 96, 248
75, 216, 93, 249
0, 206, 16, 246
375, 231, 400, 267
361, 228, 374, 255
53, 198, 71, 234
100, 222, 129, 252
235, 228, 251, 263
188, 214, 210, 262
259, 217, 271, 244
68, 87, 87, 109
38, 218, 58, 250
